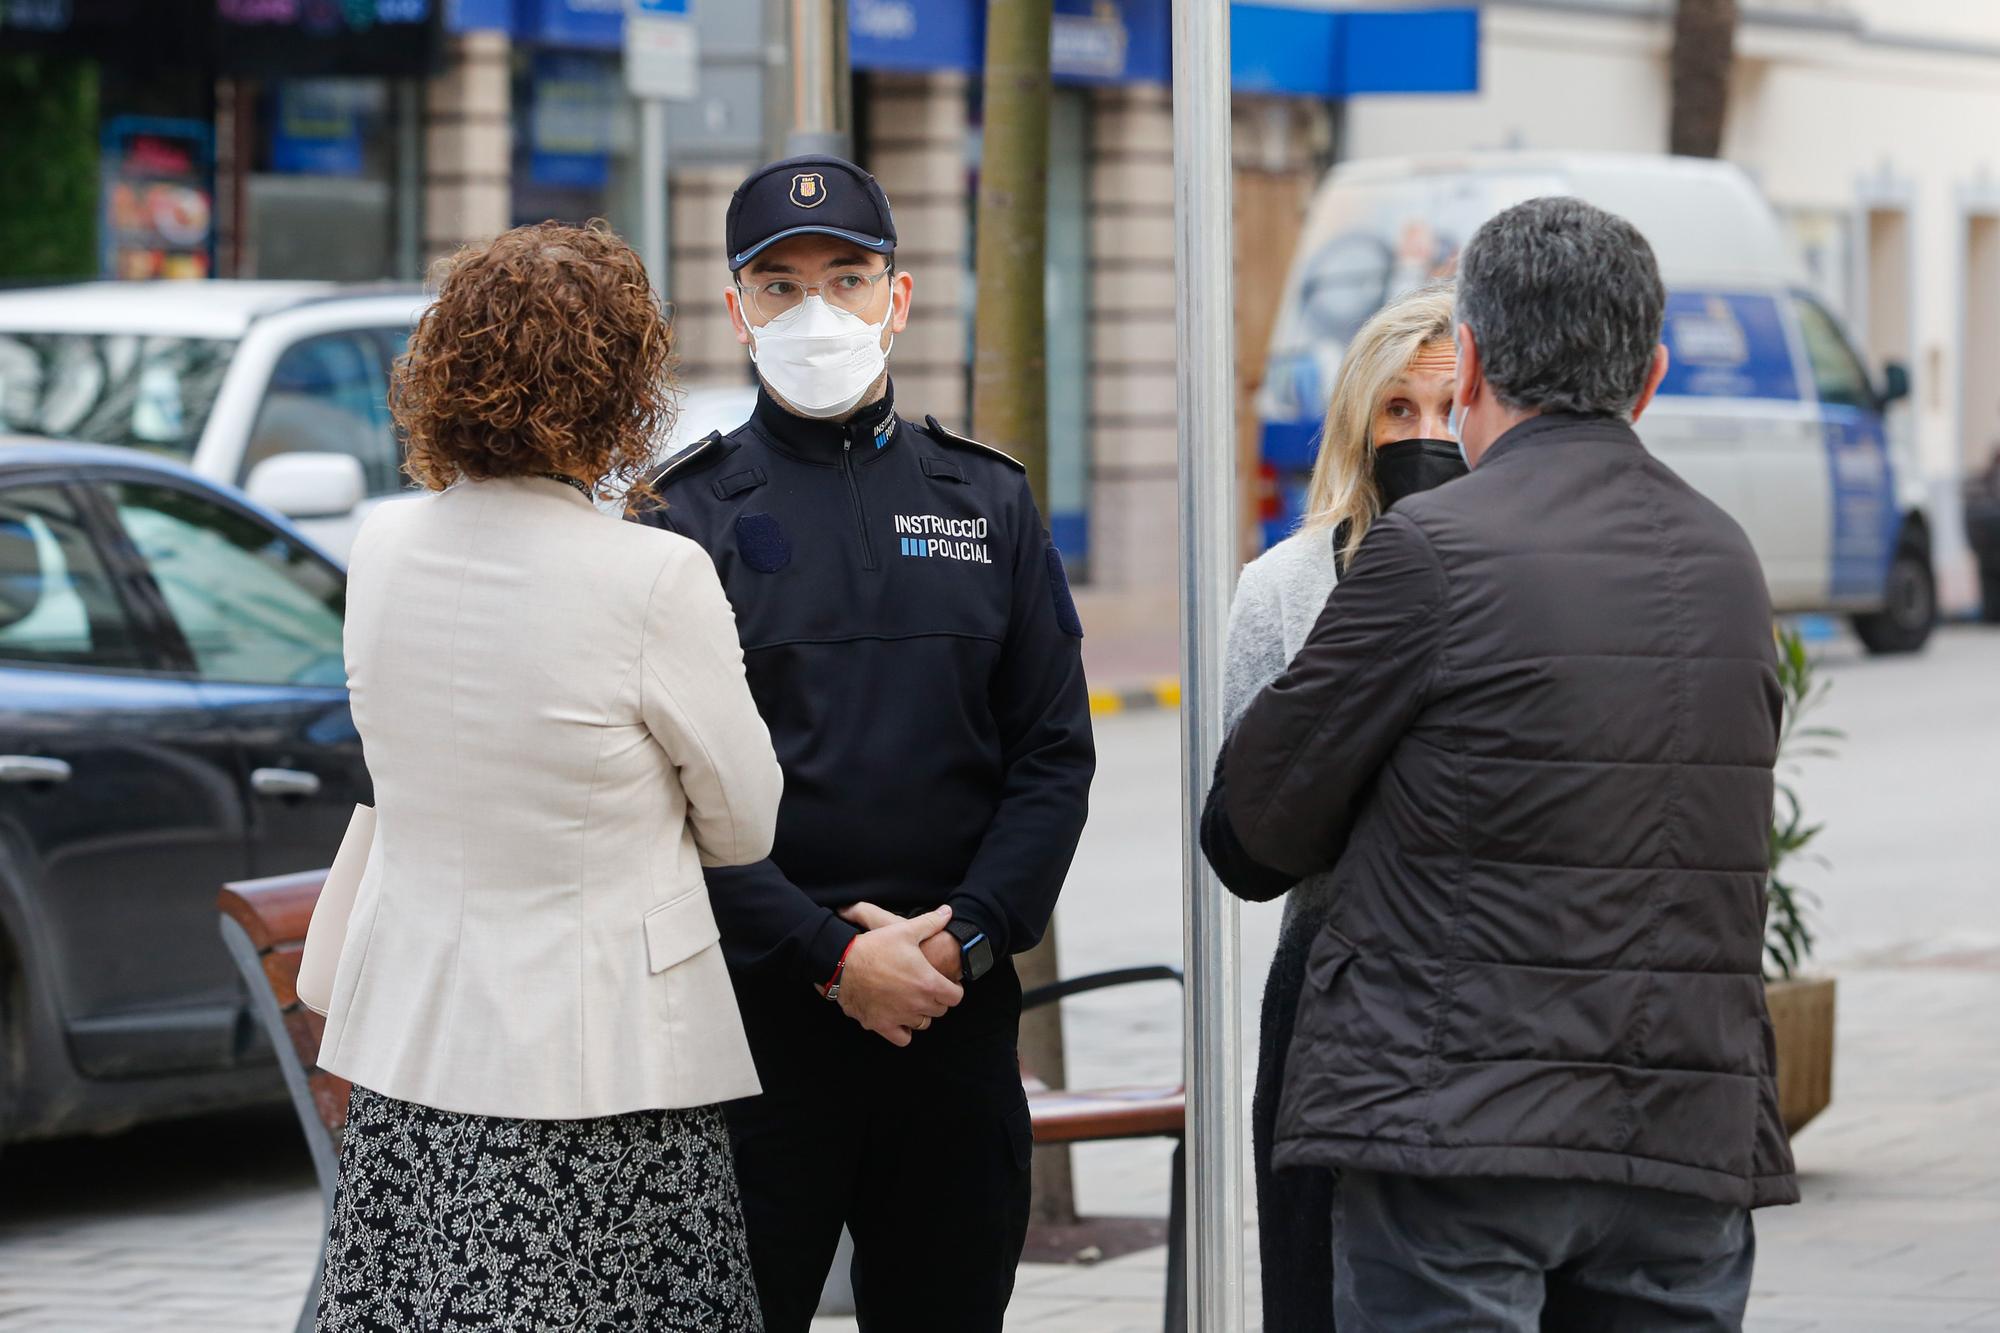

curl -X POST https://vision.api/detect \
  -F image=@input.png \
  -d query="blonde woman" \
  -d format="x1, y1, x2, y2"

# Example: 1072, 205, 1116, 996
1210, 283, 1462, 1333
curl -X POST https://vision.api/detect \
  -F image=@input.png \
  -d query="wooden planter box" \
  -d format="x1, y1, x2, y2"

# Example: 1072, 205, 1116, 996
1765, 975, 1836, 1135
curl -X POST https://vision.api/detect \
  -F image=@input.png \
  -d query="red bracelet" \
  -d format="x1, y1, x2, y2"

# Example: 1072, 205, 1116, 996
821, 936, 858, 1001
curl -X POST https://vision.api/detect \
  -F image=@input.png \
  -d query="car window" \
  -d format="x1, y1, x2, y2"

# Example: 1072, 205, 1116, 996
1793, 296, 1876, 412
108, 482, 346, 687
0, 484, 148, 671
0, 333, 234, 459
243, 331, 402, 498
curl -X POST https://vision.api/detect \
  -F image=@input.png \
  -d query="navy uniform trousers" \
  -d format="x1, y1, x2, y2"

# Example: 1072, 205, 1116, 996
725, 960, 1033, 1333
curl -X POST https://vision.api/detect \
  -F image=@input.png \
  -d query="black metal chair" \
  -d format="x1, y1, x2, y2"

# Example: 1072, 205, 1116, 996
1022, 964, 1187, 1333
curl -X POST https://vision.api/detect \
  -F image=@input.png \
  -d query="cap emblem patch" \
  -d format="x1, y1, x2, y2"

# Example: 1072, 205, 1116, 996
790, 172, 827, 208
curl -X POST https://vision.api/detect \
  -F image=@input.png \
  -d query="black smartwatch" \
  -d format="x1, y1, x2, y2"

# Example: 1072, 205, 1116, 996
946, 919, 995, 983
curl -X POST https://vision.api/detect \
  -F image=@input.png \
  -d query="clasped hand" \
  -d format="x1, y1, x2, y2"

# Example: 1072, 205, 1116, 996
832, 901, 964, 1047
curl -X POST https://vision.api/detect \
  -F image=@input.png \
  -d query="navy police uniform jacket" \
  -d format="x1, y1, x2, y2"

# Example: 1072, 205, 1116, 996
634, 385, 1095, 1001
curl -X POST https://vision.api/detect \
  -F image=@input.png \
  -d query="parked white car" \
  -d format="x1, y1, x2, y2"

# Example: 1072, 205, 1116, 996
0, 281, 757, 562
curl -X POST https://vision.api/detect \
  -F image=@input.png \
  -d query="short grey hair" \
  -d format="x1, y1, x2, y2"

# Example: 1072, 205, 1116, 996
1456, 196, 1666, 418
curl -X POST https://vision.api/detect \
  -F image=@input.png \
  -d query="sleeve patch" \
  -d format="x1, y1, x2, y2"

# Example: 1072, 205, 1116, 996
1045, 546, 1084, 638
735, 513, 791, 574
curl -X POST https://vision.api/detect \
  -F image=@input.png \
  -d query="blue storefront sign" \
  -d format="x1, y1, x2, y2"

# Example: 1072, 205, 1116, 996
528, 50, 619, 187
847, 0, 1171, 83
846, 0, 979, 74
1233, 5, 1478, 98
271, 81, 368, 177
847, 1, 1473, 95
457, 0, 1476, 97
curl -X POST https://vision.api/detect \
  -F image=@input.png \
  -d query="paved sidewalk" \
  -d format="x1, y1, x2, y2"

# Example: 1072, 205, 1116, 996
6, 965, 1970, 1331
6, 634, 1999, 1330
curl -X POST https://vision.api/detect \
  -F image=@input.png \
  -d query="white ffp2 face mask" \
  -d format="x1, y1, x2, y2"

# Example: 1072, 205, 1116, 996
743, 292, 893, 419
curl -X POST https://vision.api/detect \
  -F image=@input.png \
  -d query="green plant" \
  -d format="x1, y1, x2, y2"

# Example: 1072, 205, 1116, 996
0, 54, 100, 282
1766, 625, 1842, 980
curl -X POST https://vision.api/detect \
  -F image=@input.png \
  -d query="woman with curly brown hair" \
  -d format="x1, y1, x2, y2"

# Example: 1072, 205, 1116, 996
311, 221, 782, 1332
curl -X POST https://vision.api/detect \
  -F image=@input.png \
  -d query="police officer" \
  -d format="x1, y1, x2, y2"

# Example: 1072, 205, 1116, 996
633, 155, 1095, 1332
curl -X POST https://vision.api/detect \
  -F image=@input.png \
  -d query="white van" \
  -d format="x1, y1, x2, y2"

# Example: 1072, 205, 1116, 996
1256, 152, 1935, 654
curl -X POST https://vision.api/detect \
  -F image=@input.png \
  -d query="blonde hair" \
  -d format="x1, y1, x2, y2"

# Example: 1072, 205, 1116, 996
1301, 282, 1457, 568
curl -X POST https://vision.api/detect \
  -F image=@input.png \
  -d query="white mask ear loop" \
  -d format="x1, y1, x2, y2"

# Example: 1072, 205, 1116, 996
731, 285, 763, 365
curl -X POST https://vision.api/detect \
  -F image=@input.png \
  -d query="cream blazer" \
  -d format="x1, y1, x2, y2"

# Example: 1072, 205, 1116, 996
317, 475, 781, 1119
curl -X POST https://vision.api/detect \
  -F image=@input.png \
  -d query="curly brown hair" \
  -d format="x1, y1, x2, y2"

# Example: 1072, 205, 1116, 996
394, 221, 674, 503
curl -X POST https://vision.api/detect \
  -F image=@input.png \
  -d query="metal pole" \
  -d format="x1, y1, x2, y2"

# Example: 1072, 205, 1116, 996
1172, 0, 1243, 1325
638, 97, 671, 303
786, 0, 851, 156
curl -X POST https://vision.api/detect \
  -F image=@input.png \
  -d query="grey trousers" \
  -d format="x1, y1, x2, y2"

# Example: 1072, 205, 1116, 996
1331, 1170, 1756, 1332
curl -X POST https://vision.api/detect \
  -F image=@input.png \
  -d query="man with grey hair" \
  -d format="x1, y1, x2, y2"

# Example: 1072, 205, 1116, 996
1204, 196, 1796, 1328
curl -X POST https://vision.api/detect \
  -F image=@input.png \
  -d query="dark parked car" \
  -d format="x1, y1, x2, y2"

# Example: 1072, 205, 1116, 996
1967, 455, 2000, 622
0, 440, 365, 1146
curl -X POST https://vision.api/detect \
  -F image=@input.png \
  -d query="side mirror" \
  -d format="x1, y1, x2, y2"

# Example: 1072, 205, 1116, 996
245, 453, 367, 521
1880, 361, 1911, 407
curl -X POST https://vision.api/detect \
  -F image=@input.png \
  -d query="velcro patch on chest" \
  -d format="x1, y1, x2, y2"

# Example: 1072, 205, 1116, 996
735, 513, 791, 573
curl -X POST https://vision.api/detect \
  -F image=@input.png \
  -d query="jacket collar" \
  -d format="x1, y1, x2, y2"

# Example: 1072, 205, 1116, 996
1477, 410, 1639, 469
752, 381, 901, 465
472, 474, 597, 508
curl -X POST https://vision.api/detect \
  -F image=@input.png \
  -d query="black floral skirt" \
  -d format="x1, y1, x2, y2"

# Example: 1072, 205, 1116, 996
315, 1085, 764, 1332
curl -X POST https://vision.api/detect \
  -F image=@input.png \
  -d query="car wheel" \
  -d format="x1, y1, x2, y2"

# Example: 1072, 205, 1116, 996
1852, 544, 1937, 655
0, 957, 13, 1158
1982, 569, 2000, 625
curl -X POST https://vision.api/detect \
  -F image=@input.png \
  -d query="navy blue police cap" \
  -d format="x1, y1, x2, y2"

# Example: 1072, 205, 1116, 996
726, 154, 897, 272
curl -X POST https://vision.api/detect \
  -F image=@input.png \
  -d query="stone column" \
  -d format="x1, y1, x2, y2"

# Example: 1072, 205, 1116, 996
863, 71, 973, 425
670, 163, 760, 385
422, 31, 512, 266
1087, 83, 1180, 595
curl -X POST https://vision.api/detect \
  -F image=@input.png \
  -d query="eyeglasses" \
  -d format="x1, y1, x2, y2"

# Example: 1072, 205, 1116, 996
736, 267, 894, 321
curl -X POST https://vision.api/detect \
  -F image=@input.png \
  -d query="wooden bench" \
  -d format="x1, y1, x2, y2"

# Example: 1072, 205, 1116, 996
1021, 965, 1187, 1333
221, 874, 1189, 1333
217, 870, 351, 1333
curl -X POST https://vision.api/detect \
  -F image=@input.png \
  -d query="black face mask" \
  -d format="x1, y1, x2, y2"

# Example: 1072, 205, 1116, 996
1372, 437, 1468, 511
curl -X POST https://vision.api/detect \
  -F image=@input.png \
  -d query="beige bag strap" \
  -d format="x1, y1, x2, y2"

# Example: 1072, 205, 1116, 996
297, 804, 377, 1017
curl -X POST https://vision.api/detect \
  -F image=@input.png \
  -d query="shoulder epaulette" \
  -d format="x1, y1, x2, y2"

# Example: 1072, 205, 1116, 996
924, 415, 1025, 472
650, 431, 734, 488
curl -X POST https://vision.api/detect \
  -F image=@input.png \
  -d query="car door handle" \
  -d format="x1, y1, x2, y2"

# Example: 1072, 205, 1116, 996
0, 755, 72, 785
251, 767, 323, 798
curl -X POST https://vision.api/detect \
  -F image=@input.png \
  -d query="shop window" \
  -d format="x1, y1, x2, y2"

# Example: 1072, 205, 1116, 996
1045, 88, 1093, 579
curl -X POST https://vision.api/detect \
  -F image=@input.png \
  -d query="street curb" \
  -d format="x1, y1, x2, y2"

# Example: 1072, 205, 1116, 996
1088, 679, 1181, 716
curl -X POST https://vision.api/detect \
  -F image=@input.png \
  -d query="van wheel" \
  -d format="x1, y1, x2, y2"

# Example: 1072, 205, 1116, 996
1852, 545, 1936, 655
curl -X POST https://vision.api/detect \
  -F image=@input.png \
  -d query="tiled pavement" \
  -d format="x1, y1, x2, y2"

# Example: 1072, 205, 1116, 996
8, 628, 2000, 1331
4, 963, 1993, 1331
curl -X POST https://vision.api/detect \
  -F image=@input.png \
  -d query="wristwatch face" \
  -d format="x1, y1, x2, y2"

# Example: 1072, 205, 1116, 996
961, 932, 994, 982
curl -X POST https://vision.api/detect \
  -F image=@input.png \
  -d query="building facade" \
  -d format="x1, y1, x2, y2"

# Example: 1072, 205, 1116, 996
1341, 0, 2000, 609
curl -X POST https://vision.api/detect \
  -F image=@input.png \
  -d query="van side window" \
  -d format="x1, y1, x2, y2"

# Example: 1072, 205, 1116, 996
1793, 297, 1876, 412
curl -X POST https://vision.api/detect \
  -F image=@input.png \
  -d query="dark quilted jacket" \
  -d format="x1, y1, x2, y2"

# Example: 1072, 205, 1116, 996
1218, 412, 1798, 1209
